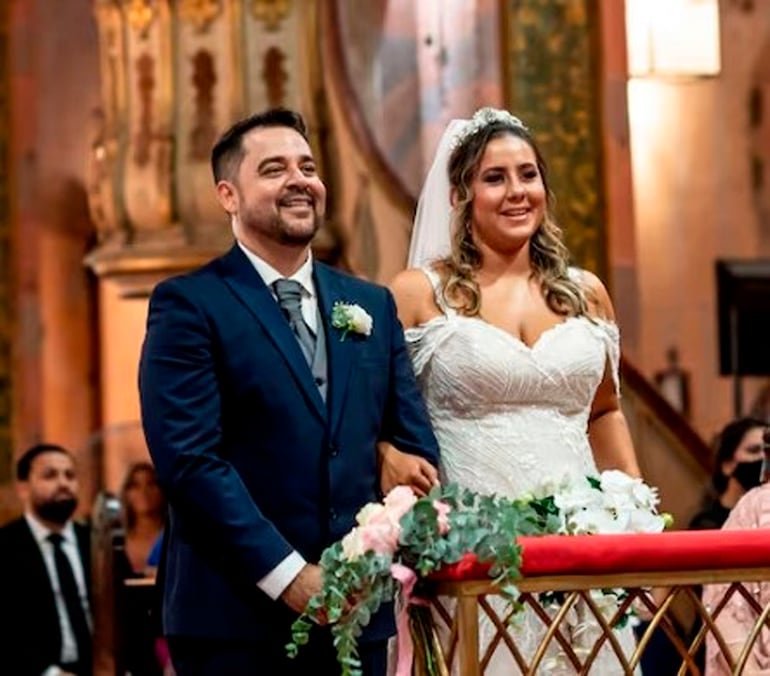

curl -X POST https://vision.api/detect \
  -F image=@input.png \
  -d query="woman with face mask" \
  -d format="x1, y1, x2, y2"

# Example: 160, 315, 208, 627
689, 417, 768, 530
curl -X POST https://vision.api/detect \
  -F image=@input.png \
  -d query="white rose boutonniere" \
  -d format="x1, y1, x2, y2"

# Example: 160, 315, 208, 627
331, 302, 373, 340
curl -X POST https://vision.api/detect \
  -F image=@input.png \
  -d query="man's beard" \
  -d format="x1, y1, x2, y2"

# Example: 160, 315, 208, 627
273, 212, 322, 246
36, 496, 78, 525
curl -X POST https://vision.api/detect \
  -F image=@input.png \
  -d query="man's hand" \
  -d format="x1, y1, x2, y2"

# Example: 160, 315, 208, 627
378, 443, 439, 497
280, 563, 324, 618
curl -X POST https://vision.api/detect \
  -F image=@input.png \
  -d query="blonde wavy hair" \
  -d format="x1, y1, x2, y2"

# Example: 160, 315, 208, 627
438, 119, 588, 318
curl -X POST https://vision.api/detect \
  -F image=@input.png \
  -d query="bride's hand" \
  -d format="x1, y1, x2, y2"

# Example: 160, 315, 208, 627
378, 442, 439, 497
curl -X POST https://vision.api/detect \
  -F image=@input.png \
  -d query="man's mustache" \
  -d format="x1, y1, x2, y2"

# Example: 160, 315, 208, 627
53, 489, 76, 500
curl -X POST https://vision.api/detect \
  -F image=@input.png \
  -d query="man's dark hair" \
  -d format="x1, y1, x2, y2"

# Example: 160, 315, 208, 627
211, 108, 309, 183
16, 443, 73, 481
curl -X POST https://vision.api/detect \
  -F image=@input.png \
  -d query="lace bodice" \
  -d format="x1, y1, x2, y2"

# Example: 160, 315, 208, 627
403, 268, 633, 674
405, 268, 621, 498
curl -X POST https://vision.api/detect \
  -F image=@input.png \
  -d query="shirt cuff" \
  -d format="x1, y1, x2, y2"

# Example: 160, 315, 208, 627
257, 551, 306, 600
41, 667, 62, 676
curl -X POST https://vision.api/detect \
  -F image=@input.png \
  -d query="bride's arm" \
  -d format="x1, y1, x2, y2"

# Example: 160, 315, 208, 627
589, 371, 640, 477
583, 271, 642, 478
378, 270, 443, 496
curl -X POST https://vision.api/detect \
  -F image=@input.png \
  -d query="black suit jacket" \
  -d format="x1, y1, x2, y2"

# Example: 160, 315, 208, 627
139, 245, 439, 642
0, 517, 91, 676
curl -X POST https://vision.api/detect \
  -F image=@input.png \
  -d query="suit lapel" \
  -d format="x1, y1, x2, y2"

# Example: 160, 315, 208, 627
18, 519, 62, 650
218, 245, 326, 423
314, 264, 354, 438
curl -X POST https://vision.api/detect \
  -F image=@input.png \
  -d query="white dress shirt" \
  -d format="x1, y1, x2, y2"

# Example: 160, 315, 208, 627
25, 513, 91, 673
237, 241, 312, 599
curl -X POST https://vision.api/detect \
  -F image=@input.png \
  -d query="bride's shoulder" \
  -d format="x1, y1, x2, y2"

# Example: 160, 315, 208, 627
568, 267, 616, 322
390, 267, 442, 328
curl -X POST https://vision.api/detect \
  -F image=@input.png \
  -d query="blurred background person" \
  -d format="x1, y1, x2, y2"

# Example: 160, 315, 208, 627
116, 461, 165, 578
115, 462, 166, 676
0, 443, 91, 676
703, 477, 770, 674
689, 417, 767, 530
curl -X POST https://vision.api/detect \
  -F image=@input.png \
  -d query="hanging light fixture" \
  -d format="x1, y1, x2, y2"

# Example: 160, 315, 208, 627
626, 0, 721, 78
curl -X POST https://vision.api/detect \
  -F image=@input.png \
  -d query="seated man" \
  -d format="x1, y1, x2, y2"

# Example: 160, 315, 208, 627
0, 444, 92, 676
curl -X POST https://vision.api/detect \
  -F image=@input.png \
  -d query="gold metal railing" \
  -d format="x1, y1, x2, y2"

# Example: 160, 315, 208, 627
429, 567, 770, 675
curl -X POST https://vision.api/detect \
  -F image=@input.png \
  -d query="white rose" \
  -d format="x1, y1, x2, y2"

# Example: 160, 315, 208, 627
341, 528, 366, 561
349, 305, 373, 336
356, 502, 386, 527
628, 510, 666, 533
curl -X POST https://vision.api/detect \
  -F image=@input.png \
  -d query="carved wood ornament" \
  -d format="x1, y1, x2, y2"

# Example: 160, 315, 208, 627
251, 0, 292, 31
125, 0, 155, 37
190, 50, 218, 160
179, 0, 222, 33
263, 47, 287, 106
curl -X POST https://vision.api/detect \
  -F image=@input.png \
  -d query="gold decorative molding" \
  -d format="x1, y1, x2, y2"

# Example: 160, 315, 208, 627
179, 0, 222, 33
251, 0, 291, 31
125, 0, 155, 37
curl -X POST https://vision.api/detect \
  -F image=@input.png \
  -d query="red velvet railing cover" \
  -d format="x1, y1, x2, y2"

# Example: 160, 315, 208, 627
432, 530, 770, 581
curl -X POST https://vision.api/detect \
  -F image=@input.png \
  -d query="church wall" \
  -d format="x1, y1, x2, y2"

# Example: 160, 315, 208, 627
627, 2, 770, 439
8, 0, 102, 515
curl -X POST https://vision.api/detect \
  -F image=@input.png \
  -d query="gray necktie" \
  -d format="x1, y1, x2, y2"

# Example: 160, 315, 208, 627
273, 278, 316, 364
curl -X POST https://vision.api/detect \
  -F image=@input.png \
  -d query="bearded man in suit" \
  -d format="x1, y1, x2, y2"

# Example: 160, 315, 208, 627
139, 108, 439, 675
0, 444, 92, 676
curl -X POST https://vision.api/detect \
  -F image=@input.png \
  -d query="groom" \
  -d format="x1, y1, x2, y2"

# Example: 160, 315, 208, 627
139, 108, 439, 675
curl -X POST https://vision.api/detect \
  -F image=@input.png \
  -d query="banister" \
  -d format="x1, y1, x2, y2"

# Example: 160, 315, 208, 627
621, 357, 712, 473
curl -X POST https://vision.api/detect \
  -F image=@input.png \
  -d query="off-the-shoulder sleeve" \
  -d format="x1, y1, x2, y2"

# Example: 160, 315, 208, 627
404, 319, 444, 378
403, 267, 454, 378
595, 320, 621, 397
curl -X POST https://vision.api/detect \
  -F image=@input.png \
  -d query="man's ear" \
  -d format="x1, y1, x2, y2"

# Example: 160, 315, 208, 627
15, 481, 28, 505
215, 180, 238, 214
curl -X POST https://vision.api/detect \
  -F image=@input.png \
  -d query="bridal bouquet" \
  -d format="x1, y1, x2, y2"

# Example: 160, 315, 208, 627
286, 471, 669, 676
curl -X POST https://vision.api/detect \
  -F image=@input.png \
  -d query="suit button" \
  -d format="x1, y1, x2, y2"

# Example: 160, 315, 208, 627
328, 444, 339, 457
329, 509, 338, 521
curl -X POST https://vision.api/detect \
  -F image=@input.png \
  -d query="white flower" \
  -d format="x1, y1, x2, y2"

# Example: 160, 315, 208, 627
341, 528, 366, 561
331, 302, 373, 339
356, 502, 386, 527
551, 471, 666, 536
347, 304, 373, 335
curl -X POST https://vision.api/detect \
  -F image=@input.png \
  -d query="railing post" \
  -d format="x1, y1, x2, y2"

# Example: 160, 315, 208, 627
456, 595, 481, 676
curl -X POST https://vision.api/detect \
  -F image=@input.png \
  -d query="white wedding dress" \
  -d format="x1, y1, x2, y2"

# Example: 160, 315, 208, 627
404, 268, 637, 675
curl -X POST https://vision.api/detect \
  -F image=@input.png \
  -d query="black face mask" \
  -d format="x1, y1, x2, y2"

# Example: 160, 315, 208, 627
36, 497, 78, 525
732, 460, 764, 492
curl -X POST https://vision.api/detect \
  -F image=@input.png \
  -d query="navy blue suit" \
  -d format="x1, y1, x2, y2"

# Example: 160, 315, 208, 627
139, 244, 438, 671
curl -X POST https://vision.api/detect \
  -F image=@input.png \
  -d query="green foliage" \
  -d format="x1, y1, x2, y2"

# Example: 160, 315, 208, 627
286, 483, 560, 675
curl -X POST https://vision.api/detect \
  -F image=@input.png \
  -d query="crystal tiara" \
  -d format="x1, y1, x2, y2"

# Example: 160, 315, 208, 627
452, 107, 527, 148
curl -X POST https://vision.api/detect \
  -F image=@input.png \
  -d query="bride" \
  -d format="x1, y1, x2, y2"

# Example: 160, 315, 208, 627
381, 108, 642, 673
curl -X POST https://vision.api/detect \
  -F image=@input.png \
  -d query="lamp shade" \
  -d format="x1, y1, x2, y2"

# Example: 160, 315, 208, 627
626, 0, 721, 78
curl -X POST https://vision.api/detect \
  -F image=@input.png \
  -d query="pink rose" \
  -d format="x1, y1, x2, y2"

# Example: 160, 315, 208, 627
359, 521, 400, 556
356, 502, 387, 527
433, 500, 451, 535
383, 486, 418, 522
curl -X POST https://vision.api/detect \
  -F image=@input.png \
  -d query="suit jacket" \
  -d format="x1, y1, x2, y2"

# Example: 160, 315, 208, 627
0, 517, 91, 676
139, 244, 439, 642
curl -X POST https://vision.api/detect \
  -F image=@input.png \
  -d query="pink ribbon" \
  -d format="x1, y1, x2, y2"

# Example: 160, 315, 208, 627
391, 562, 427, 676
